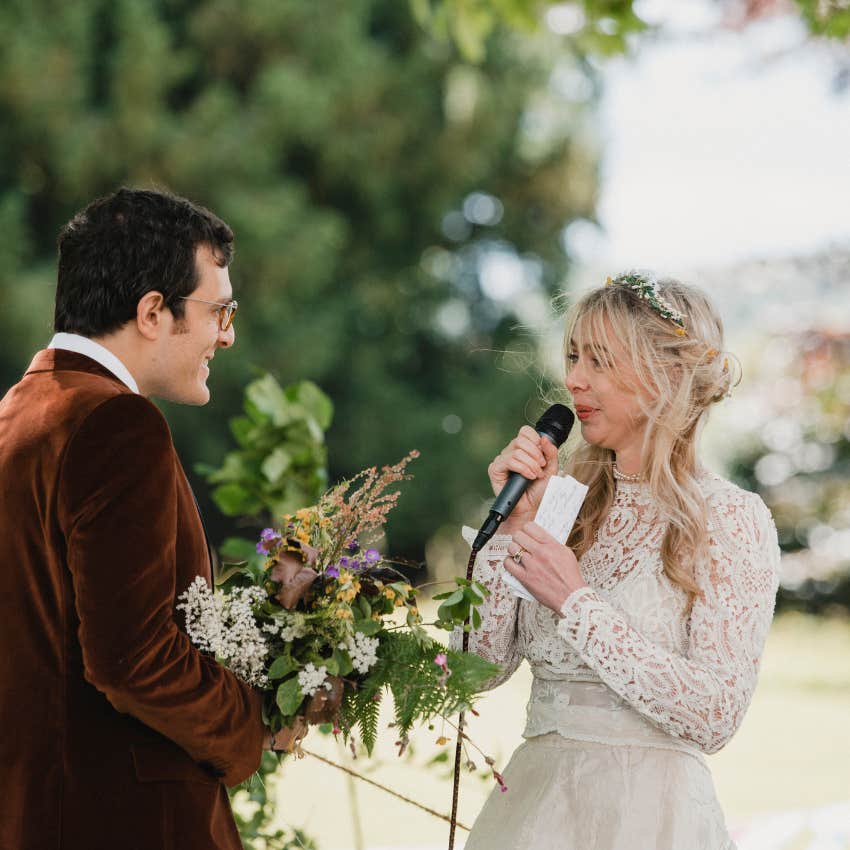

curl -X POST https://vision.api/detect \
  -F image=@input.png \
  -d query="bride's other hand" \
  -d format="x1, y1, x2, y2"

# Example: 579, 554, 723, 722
503, 522, 588, 614
487, 426, 559, 532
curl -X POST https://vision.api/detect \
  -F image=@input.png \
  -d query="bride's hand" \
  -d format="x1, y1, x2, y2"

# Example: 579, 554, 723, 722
503, 522, 588, 614
487, 426, 559, 532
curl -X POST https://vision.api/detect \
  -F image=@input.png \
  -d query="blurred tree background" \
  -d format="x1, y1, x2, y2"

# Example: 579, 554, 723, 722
2, 1, 849, 846
0, 0, 602, 565
1, 0, 847, 578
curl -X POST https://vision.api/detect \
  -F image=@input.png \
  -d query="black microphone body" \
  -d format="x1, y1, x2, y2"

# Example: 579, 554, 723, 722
472, 404, 575, 552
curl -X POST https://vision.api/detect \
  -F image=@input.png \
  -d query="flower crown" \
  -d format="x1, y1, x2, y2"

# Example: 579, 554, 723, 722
606, 270, 687, 336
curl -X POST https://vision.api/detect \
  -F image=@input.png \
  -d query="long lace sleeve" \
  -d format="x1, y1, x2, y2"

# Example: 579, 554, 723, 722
449, 528, 522, 689
556, 491, 780, 754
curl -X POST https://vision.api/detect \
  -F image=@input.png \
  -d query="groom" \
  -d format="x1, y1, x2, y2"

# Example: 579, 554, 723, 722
0, 188, 266, 850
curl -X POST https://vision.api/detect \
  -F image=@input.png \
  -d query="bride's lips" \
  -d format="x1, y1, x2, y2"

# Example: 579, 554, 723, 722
575, 405, 598, 421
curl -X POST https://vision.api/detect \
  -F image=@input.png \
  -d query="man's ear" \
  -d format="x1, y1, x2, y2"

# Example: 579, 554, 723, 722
136, 291, 168, 340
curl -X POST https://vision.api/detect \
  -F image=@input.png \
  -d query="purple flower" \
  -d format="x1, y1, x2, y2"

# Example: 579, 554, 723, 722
256, 527, 282, 555
364, 548, 381, 563
345, 538, 360, 553
326, 564, 340, 578
339, 554, 365, 572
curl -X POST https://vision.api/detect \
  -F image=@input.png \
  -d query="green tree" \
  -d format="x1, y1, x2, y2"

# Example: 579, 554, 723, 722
0, 0, 599, 560
420, 0, 850, 61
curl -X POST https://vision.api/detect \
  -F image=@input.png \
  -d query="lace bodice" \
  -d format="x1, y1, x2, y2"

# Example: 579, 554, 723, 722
457, 472, 780, 755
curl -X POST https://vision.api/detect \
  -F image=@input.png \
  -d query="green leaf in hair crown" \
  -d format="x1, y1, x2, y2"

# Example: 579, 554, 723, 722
606, 270, 687, 335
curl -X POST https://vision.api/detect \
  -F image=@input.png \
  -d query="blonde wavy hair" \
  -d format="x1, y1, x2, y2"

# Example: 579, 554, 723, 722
563, 277, 737, 600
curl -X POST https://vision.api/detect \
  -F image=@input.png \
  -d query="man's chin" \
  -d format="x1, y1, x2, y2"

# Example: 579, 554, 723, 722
152, 384, 210, 406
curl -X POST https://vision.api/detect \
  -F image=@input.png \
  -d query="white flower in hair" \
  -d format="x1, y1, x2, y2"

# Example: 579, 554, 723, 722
606, 269, 687, 335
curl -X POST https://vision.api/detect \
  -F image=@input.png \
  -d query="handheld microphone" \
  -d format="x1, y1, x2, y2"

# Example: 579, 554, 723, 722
472, 404, 575, 552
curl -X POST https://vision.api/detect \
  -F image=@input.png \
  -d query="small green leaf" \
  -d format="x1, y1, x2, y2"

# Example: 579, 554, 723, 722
212, 483, 263, 516
292, 381, 333, 430
229, 415, 254, 447
276, 677, 303, 716
440, 588, 464, 607
354, 619, 382, 636
268, 655, 299, 680
333, 648, 354, 677
261, 446, 292, 483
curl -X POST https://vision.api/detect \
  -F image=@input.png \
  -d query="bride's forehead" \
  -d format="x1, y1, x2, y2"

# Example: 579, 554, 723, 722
569, 311, 616, 348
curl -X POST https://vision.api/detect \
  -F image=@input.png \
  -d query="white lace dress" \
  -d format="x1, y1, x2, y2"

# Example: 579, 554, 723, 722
458, 472, 780, 850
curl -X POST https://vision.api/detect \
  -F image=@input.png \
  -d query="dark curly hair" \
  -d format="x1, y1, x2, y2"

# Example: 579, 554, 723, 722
54, 187, 234, 336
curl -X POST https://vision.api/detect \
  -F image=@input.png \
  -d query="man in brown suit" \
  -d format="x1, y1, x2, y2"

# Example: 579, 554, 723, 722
0, 188, 269, 849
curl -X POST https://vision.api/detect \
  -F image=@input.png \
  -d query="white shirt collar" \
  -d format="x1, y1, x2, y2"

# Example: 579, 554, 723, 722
48, 333, 140, 394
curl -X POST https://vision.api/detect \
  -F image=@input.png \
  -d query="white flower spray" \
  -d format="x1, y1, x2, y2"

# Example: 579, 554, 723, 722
340, 632, 380, 674
297, 663, 329, 696
177, 576, 270, 688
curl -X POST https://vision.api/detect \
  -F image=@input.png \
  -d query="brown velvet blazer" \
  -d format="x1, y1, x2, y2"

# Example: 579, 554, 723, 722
0, 350, 265, 850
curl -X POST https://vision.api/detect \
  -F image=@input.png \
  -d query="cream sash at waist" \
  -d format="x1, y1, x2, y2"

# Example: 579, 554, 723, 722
523, 678, 703, 759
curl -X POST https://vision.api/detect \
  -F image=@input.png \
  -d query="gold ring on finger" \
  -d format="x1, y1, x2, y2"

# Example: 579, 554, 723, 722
511, 547, 528, 565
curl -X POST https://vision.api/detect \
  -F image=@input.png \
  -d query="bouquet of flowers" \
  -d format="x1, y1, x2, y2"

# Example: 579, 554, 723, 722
178, 450, 498, 757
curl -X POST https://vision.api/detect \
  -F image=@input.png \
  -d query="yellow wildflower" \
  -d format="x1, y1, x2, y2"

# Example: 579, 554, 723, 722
436, 736, 448, 746
338, 588, 357, 603
335, 607, 353, 620
384, 587, 395, 600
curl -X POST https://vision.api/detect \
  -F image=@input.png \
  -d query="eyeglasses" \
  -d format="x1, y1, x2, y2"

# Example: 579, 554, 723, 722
180, 297, 238, 331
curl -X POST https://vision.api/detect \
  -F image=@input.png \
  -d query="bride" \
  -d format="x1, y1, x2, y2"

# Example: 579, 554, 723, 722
460, 272, 780, 850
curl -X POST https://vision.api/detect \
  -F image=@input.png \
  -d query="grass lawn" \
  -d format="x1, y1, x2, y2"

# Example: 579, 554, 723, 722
263, 612, 850, 849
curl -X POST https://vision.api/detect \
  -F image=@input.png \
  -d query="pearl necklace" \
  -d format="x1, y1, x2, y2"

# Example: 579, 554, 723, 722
612, 464, 642, 483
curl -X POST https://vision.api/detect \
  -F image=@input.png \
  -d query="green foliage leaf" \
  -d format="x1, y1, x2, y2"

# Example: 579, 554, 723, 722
247, 374, 295, 427
356, 595, 372, 619
276, 677, 304, 717
333, 647, 354, 677
354, 618, 382, 636
212, 483, 264, 517
268, 655, 299, 680
290, 380, 334, 430
261, 446, 292, 483
339, 684, 382, 755
341, 632, 500, 753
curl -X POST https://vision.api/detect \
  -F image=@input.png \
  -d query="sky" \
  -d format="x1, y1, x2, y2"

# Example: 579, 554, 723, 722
564, 1, 850, 275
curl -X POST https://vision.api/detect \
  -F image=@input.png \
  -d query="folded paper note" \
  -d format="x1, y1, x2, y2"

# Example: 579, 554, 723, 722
463, 475, 589, 602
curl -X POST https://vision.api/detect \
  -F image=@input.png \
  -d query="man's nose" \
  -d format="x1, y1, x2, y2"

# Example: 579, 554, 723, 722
218, 324, 236, 348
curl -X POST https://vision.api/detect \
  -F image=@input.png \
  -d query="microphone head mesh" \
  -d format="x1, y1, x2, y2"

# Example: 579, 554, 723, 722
534, 403, 575, 448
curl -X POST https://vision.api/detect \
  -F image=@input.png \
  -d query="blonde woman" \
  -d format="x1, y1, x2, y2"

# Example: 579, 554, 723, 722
461, 272, 780, 850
